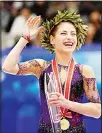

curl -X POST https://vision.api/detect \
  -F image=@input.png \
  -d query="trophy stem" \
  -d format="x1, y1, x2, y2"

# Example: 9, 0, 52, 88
44, 73, 62, 133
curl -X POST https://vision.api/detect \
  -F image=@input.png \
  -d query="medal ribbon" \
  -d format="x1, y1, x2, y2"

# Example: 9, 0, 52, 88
52, 58, 75, 118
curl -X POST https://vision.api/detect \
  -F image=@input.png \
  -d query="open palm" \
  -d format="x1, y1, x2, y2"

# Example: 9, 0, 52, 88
24, 16, 43, 41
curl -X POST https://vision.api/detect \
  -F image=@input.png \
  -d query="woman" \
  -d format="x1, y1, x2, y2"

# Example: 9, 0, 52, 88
2, 10, 101, 133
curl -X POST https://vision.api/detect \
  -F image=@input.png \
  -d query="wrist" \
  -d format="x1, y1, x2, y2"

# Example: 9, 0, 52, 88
20, 37, 29, 44
22, 33, 31, 43
66, 100, 72, 109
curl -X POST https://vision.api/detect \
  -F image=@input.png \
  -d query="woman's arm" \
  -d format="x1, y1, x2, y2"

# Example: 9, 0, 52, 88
67, 99, 101, 119
2, 16, 45, 78
2, 37, 28, 74
67, 65, 101, 118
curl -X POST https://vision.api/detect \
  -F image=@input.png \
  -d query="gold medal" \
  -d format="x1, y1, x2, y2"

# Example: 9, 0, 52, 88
60, 118, 70, 130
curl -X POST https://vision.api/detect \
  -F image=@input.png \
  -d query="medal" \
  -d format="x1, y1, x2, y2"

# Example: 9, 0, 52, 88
61, 118, 70, 130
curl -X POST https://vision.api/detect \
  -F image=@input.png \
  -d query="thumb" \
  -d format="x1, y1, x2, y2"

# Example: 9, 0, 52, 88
36, 26, 44, 39
36, 26, 44, 35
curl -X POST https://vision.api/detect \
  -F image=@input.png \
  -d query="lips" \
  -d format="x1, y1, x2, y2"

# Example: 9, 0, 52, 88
63, 42, 73, 46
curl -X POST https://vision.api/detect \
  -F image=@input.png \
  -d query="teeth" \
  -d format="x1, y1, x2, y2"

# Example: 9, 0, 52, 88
64, 42, 73, 46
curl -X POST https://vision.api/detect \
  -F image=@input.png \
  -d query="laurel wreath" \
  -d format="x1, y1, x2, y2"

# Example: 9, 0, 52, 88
40, 10, 88, 54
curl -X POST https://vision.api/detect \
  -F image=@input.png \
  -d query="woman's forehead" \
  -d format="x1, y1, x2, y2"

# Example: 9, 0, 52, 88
57, 22, 76, 32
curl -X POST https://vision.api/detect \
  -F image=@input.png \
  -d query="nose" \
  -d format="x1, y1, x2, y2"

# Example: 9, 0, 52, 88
66, 33, 72, 40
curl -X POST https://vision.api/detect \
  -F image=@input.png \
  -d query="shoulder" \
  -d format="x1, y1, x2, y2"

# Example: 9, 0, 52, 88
35, 59, 51, 72
35, 59, 51, 67
17, 58, 51, 78
35, 59, 46, 65
79, 64, 95, 78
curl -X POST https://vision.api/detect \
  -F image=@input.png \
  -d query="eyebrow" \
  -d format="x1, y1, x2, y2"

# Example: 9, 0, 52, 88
61, 30, 76, 33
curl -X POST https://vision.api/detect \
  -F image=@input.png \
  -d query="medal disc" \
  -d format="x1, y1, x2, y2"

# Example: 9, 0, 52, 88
61, 118, 70, 130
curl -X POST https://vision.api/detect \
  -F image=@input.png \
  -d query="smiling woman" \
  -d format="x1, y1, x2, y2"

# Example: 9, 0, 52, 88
41, 11, 88, 53
49, 22, 77, 54
2, 10, 101, 133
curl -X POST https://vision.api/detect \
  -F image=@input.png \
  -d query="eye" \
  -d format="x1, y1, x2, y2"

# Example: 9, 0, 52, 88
71, 33, 76, 36
61, 32, 66, 35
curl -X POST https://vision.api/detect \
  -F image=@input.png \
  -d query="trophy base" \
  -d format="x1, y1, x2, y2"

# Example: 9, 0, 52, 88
52, 121, 62, 133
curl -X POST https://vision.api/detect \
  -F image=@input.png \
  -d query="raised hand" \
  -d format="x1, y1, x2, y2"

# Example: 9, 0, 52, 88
23, 16, 43, 42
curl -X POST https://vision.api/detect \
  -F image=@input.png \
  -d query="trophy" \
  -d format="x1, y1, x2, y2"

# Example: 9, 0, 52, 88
44, 72, 62, 133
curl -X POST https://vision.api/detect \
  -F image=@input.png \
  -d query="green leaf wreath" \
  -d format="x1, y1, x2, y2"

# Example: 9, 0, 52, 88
40, 10, 88, 54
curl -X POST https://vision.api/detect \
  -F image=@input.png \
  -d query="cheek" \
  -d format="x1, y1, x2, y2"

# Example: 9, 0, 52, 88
73, 37, 77, 45
75, 38, 77, 44
54, 36, 63, 44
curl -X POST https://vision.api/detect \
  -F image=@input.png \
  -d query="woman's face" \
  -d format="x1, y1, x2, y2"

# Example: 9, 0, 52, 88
50, 22, 77, 53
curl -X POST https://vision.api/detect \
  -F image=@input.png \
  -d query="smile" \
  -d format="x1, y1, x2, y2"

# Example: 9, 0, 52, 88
63, 42, 73, 46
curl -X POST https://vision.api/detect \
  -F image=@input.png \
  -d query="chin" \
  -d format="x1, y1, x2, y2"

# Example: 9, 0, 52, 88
56, 47, 75, 53
63, 48, 75, 53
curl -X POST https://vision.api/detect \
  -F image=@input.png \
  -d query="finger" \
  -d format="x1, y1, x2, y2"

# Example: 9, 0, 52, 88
57, 104, 61, 107
33, 17, 41, 27
26, 17, 33, 23
50, 92, 62, 97
32, 15, 41, 23
48, 101, 59, 106
26, 16, 40, 27
48, 96, 59, 102
35, 26, 45, 38
37, 26, 45, 35
38, 26, 44, 33
26, 18, 33, 28
30, 16, 40, 26
38, 26, 44, 31
26, 17, 34, 25
48, 98, 58, 102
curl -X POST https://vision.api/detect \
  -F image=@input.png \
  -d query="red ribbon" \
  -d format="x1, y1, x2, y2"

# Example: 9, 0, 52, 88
52, 58, 75, 119
56, 111, 72, 119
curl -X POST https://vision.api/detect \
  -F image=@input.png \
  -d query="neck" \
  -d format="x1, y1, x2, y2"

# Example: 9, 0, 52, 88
55, 51, 73, 66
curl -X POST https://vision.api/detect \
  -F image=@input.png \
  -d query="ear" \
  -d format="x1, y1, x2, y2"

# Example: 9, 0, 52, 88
50, 35, 55, 45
